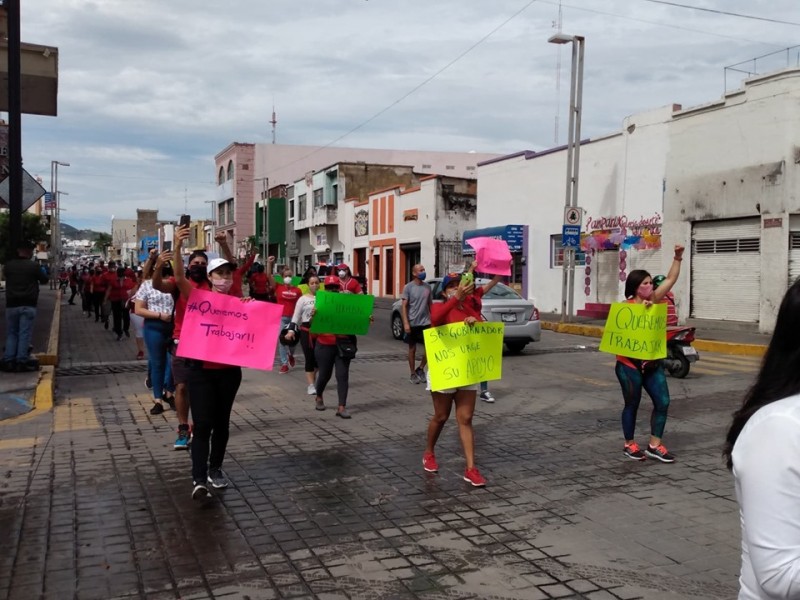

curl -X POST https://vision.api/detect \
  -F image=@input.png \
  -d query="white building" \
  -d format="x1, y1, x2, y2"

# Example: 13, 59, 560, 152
477, 66, 800, 333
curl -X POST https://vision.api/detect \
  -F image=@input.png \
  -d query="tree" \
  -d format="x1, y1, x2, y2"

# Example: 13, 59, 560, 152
92, 232, 112, 254
0, 212, 48, 263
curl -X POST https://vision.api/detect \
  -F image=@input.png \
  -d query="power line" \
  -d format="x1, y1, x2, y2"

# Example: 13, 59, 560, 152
636, 0, 800, 27
268, 0, 540, 175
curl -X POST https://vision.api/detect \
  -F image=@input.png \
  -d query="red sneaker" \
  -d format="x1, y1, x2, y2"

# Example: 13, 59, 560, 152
279, 364, 289, 374
136, 351, 144, 360
422, 452, 438, 473
288, 354, 296, 368
463, 467, 486, 487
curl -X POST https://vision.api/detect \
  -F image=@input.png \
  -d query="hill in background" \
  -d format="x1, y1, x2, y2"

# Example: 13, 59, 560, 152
61, 222, 105, 241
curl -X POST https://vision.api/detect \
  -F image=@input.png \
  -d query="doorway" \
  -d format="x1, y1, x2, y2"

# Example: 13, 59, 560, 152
385, 247, 395, 296
401, 243, 421, 284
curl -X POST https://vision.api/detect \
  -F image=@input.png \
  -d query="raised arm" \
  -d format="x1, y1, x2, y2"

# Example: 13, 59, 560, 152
171, 226, 194, 299
215, 231, 235, 263
653, 245, 684, 303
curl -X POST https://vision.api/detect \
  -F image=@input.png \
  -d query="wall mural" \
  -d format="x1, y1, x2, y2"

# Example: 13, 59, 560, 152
354, 209, 369, 237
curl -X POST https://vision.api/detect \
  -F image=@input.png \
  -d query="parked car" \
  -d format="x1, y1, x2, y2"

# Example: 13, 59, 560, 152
390, 277, 541, 354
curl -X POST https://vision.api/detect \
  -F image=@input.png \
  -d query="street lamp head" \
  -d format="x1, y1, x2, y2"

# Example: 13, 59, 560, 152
548, 33, 576, 44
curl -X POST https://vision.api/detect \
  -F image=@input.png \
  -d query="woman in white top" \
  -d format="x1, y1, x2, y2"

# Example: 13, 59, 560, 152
724, 279, 800, 599
134, 253, 175, 415
289, 275, 320, 396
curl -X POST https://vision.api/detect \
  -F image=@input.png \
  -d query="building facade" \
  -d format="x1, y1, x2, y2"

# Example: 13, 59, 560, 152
477, 66, 800, 332
110, 218, 137, 265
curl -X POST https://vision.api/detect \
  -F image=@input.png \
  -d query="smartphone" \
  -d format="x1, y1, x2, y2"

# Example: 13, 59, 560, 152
162, 240, 172, 252
461, 272, 474, 286
179, 214, 191, 228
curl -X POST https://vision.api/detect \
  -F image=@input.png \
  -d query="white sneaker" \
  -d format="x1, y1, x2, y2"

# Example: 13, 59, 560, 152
307, 384, 317, 396
480, 391, 495, 403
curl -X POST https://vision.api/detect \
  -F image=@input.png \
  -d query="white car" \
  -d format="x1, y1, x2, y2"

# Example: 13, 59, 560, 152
391, 277, 541, 354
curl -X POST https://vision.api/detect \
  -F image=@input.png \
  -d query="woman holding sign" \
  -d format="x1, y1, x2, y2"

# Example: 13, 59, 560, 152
289, 275, 321, 396
423, 272, 494, 487
616, 245, 684, 463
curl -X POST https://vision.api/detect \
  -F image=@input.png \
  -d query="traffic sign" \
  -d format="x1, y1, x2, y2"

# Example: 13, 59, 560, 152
0, 168, 47, 211
564, 206, 583, 226
562, 225, 581, 248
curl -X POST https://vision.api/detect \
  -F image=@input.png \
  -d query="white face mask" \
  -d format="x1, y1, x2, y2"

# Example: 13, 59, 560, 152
211, 279, 233, 293
338, 270, 347, 278
283, 276, 293, 285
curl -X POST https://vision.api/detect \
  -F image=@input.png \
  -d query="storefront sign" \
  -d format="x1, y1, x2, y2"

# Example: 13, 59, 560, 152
599, 302, 667, 360
586, 213, 662, 234
424, 322, 504, 392
764, 217, 782, 228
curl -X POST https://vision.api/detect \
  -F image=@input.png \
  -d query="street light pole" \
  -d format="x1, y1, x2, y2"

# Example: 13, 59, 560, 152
549, 33, 585, 323
50, 160, 70, 271
204, 200, 216, 252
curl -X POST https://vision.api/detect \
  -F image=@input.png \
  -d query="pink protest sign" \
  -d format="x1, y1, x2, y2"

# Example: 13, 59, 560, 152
467, 237, 512, 276
176, 288, 283, 370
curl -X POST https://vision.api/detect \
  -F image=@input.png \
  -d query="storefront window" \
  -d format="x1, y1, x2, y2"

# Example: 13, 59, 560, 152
551, 234, 586, 268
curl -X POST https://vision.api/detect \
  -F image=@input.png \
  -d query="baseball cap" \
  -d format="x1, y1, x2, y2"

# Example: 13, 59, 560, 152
207, 257, 236, 274
441, 272, 463, 290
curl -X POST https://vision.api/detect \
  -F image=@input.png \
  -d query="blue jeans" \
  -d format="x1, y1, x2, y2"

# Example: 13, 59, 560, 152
278, 315, 294, 365
143, 319, 174, 400
3, 306, 36, 363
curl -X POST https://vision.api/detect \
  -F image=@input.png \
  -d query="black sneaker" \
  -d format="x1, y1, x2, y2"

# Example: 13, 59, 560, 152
192, 481, 211, 500
207, 468, 230, 489
624, 442, 646, 461
149, 402, 164, 415
145, 376, 152, 390
164, 394, 176, 411
645, 444, 675, 463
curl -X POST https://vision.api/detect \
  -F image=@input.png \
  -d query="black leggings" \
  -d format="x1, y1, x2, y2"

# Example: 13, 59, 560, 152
300, 326, 316, 372
187, 365, 242, 483
111, 300, 130, 336
314, 343, 351, 407
92, 292, 104, 320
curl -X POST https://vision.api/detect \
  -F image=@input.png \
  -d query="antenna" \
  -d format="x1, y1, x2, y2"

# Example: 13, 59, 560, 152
270, 102, 277, 144
553, 0, 563, 144
184, 185, 188, 214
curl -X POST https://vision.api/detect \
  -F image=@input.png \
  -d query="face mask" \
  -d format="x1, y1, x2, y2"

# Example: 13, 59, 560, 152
338, 270, 347, 278
637, 283, 653, 300
283, 276, 293, 285
211, 278, 233, 293
417, 271, 427, 281
188, 264, 207, 282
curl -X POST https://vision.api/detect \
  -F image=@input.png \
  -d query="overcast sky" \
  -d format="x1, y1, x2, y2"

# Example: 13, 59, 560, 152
15, 0, 800, 231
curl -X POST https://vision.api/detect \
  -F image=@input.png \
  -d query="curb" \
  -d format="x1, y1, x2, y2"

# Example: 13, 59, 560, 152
541, 321, 767, 357
36, 289, 61, 366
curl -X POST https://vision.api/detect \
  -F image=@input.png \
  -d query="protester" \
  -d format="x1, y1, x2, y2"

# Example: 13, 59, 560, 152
1, 240, 49, 372
152, 226, 211, 450
724, 279, 800, 600
336, 263, 362, 294
401, 264, 431, 384
67, 265, 79, 305
463, 261, 503, 404
300, 266, 318, 285
652, 274, 678, 326
105, 266, 133, 341
80, 267, 93, 316
129, 268, 146, 360
273, 262, 302, 374
423, 273, 490, 487
133, 251, 175, 415
616, 245, 684, 463
89, 263, 108, 325
249, 263, 271, 301
288, 275, 320, 396
170, 252, 250, 500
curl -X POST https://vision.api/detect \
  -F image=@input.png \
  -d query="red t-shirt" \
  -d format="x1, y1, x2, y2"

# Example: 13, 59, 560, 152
230, 255, 255, 298
275, 284, 302, 317
107, 276, 134, 302
340, 277, 362, 294
250, 272, 269, 295
91, 273, 107, 293
431, 288, 484, 327
172, 278, 211, 340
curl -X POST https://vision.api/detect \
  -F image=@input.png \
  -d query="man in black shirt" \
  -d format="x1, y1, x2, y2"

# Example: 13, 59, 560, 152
2, 241, 48, 372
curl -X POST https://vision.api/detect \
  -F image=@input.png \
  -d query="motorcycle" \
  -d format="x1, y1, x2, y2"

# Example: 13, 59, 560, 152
663, 326, 699, 378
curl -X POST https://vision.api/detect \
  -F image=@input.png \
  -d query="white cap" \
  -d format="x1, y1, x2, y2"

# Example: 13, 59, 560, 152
207, 257, 235, 274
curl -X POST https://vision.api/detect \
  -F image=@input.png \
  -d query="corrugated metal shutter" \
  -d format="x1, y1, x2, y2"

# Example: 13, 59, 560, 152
789, 232, 800, 287
628, 248, 663, 278
691, 219, 760, 322
596, 250, 619, 303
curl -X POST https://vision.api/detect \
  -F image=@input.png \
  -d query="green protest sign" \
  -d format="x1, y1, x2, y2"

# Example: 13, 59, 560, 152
309, 290, 375, 335
290, 276, 302, 287
599, 302, 667, 360
424, 322, 504, 392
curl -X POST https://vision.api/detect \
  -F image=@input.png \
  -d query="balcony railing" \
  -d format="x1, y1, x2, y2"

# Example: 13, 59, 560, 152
312, 206, 337, 226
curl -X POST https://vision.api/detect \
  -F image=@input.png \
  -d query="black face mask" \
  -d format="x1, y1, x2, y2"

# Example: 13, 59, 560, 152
188, 264, 207, 282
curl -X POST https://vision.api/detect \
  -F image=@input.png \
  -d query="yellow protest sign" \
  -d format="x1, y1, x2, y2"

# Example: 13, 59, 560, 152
599, 302, 667, 360
424, 322, 504, 392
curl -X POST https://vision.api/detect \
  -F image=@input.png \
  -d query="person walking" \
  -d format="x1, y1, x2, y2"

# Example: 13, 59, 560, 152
724, 279, 800, 599
288, 275, 320, 396
170, 253, 250, 500
1, 240, 49, 372
273, 263, 302, 374
616, 245, 684, 463
462, 261, 503, 404
129, 268, 146, 360
152, 226, 212, 451
133, 252, 175, 415
89, 264, 108, 324
105, 266, 133, 341
249, 263, 271, 301
67, 265, 79, 305
401, 264, 431, 384
422, 273, 488, 487
80, 267, 93, 316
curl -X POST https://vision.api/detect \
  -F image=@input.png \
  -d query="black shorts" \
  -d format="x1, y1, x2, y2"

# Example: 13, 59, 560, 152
405, 325, 427, 345
171, 348, 191, 386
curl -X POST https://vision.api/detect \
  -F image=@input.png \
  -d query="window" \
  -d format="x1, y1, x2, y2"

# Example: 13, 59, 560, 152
693, 238, 760, 253
299, 194, 307, 220
286, 185, 294, 199
218, 204, 225, 226
226, 160, 234, 181
217, 167, 225, 185
226, 200, 234, 224
289, 199, 295, 220
550, 235, 586, 267
313, 188, 324, 208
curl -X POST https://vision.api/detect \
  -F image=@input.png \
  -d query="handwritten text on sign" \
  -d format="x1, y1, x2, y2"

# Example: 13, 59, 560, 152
599, 302, 667, 360
177, 288, 283, 370
309, 290, 374, 335
424, 322, 504, 392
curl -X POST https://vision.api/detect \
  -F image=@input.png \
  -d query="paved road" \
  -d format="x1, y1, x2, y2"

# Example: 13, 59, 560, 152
0, 292, 752, 599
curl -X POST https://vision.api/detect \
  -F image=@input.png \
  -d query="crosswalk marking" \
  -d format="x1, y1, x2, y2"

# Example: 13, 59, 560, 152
601, 352, 760, 377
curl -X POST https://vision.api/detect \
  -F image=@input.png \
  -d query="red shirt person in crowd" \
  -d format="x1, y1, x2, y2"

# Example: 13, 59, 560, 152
336, 263, 362, 294
104, 266, 135, 340
273, 261, 302, 374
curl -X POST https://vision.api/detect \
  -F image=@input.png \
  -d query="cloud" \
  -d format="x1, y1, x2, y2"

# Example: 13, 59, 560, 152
14, 0, 800, 231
